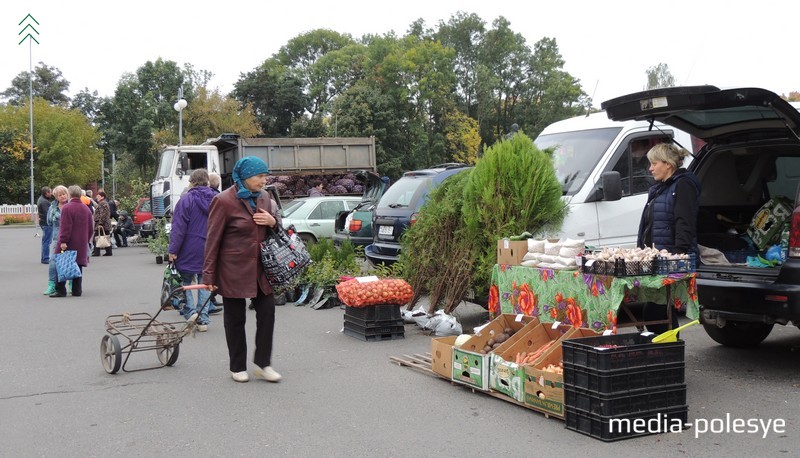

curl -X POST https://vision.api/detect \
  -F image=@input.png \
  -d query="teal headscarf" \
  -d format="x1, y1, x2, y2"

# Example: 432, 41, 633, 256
232, 156, 269, 209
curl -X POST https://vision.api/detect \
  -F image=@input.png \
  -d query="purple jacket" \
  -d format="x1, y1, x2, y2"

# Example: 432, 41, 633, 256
58, 198, 94, 266
168, 186, 217, 274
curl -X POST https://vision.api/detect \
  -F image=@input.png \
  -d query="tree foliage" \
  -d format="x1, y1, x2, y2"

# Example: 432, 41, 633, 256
1, 62, 70, 106
646, 63, 676, 90
0, 98, 101, 196
0, 130, 31, 203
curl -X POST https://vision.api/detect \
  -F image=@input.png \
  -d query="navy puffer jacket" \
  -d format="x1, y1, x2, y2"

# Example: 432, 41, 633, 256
637, 169, 701, 255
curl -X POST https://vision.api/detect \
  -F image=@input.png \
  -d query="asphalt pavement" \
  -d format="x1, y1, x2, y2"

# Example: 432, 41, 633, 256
0, 225, 797, 457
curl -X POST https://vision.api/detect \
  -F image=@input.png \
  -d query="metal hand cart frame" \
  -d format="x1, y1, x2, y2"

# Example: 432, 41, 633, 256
100, 284, 211, 374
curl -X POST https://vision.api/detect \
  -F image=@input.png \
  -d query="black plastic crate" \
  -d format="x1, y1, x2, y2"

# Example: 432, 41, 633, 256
565, 405, 688, 442
344, 305, 402, 321
344, 321, 406, 337
581, 256, 654, 277
563, 361, 685, 394
654, 253, 696, 275
343, 326, 405, 342
562, 334, 684, 371
344, 314, 404, 329
565, 383, 687, 416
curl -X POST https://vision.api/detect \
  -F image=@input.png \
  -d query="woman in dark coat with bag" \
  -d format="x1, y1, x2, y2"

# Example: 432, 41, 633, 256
53, 185, 94, 297
203, 157, 283, 383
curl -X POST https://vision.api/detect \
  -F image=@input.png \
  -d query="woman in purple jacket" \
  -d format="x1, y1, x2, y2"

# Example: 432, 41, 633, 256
52, 185, 94, 297
168, 169, 218, 331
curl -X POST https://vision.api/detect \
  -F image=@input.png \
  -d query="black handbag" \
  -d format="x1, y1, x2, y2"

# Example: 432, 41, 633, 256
259, 224, 311, 287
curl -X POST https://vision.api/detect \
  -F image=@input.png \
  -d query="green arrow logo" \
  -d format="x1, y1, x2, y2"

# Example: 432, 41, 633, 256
18, 14, 40, 45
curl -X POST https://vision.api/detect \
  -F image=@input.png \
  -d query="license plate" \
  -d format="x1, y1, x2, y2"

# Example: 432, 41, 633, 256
378, 225, 393, 236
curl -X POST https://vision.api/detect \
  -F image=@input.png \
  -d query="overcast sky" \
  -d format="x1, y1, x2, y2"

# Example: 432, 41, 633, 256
3, 0, 799, 112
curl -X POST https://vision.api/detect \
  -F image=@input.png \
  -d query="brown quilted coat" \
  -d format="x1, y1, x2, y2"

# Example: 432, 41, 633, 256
202, 186, 281, 298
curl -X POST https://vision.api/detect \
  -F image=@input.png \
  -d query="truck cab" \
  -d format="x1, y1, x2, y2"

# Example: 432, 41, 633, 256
151, 145, 220, 217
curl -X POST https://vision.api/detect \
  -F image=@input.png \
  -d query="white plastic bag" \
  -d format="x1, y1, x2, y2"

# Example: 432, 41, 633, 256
434, 314, 463, 336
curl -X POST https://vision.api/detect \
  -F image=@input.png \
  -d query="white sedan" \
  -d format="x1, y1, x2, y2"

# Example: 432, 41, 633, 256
281, 196, 362, 244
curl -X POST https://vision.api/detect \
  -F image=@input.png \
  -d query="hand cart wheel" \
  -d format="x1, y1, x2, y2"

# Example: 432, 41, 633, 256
156, 341, 180, 366
100, 334, 122, 374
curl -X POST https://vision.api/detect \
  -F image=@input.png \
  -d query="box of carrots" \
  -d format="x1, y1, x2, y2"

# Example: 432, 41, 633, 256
489, 322, 575, 402
523, 328, 601, 418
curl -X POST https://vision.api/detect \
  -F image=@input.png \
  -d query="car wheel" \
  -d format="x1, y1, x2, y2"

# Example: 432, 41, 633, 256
701, 319, 773, 347
299, 233, 317, 245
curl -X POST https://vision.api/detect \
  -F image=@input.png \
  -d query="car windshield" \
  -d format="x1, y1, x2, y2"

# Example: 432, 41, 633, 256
281, 200, 306, 218
156, 149, 176, 179
378, 177, 428, 209
535, 127, 622, 195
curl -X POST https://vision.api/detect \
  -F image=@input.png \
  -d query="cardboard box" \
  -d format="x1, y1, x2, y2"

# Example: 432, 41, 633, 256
497, 239, 529, 266
523, 328, 601, 418
747, 197, 792, 249
431, 336, 457, 379
489, 322, 573, 401
452, 314, 535, 390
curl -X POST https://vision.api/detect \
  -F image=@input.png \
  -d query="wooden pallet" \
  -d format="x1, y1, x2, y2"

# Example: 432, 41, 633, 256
389, 352, 562, 420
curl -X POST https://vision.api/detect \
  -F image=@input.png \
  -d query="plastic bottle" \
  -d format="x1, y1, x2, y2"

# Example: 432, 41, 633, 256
780, 223, 790, 262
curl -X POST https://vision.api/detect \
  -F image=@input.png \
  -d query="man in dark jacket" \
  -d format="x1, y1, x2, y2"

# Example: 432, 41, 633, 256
53, 185, 94, 297
113, 211, 135, 247
168, 169, 218, 331
37, 186, 53, 263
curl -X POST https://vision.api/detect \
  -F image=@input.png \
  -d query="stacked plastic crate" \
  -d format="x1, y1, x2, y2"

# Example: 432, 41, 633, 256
561, 333, 688, 441
343, 305, 405, 341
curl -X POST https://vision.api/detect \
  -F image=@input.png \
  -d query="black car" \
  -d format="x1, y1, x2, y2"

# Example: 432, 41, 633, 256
365, 164, 471, 265
333, 170, 388, 248
601, 85, 800, 347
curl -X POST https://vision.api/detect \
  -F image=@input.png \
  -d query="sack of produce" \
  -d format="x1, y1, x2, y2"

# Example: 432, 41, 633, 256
335, 278, 413, 308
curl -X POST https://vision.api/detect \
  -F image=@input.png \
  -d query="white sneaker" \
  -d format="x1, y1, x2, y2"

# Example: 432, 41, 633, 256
253, 366, 282, 382
231, 371, 249, 383
197, 324, 208, 332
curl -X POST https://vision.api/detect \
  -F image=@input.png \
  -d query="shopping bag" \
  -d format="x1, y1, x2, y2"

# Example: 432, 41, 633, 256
54, 250, 82, 280
259, 224, 311, 287
160, 262, 186, 311
95, 226, 111, 249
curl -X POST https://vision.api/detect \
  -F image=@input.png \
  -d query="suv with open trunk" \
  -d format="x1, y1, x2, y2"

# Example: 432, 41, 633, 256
601, 86, 800, 347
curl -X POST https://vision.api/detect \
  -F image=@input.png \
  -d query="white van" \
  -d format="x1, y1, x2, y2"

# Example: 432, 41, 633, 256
534, 112, 695, 248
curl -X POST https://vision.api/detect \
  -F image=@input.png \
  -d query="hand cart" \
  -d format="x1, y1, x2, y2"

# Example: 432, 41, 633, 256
100, 284, 212, 374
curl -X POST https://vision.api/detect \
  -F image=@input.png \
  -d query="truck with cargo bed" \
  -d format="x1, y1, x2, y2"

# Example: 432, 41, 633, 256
150, 134, 377, 217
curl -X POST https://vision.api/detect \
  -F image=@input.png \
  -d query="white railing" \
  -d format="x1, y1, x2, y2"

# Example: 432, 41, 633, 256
0, 204, 34, 215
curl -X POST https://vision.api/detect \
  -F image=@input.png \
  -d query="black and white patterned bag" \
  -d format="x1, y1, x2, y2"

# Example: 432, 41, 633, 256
259, 224, 311, 287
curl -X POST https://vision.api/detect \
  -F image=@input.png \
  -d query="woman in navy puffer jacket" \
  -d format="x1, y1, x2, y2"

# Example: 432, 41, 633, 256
637, 143, 701, 333
168, 169, 218, 331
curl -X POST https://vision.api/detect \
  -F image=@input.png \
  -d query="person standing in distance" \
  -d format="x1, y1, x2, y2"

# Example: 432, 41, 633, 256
168, 169, 217, 332
37, 186, 53, 264
52, 185, 93, 297
203, 157, 282, 383
636, 143, 700, 333
308, 179, 324, 197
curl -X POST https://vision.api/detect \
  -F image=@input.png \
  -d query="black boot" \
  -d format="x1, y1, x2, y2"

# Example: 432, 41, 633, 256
50, 282, 67, 297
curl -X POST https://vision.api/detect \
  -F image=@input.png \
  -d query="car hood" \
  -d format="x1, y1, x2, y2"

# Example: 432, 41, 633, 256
601, 86, 800, 142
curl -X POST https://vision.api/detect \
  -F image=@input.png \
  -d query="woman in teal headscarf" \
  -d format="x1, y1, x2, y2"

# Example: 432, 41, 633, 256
203, 156, 284, 383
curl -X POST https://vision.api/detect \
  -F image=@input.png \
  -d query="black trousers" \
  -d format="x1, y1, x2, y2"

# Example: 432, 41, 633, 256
643, 301, 679, 334
55, 266, 83, 296
223, 289, 276, 373
113, 228, 134, 247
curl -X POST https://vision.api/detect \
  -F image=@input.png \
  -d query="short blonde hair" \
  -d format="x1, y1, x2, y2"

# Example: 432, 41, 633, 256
647, 143, 690, 169
52, 185, 68, 197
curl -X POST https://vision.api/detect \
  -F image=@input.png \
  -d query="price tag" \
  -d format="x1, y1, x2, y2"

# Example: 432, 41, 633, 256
503, 239, 510, 249
515, 314, 524, 322
640, 331, 654, 337
603, 329, 613, 336
551, 321, 561, 329
355, 276, 379, 283
585, 259, 595, 267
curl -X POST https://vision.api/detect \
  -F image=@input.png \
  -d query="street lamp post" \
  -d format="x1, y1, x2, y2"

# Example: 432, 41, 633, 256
173, 88, 187, 146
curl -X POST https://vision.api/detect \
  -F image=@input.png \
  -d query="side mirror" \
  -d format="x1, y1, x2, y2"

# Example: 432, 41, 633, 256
179, 153, 189, 173
600, 171, 622, 202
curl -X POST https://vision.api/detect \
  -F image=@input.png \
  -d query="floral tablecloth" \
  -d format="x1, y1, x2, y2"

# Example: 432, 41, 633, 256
489, 265, 699, 333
